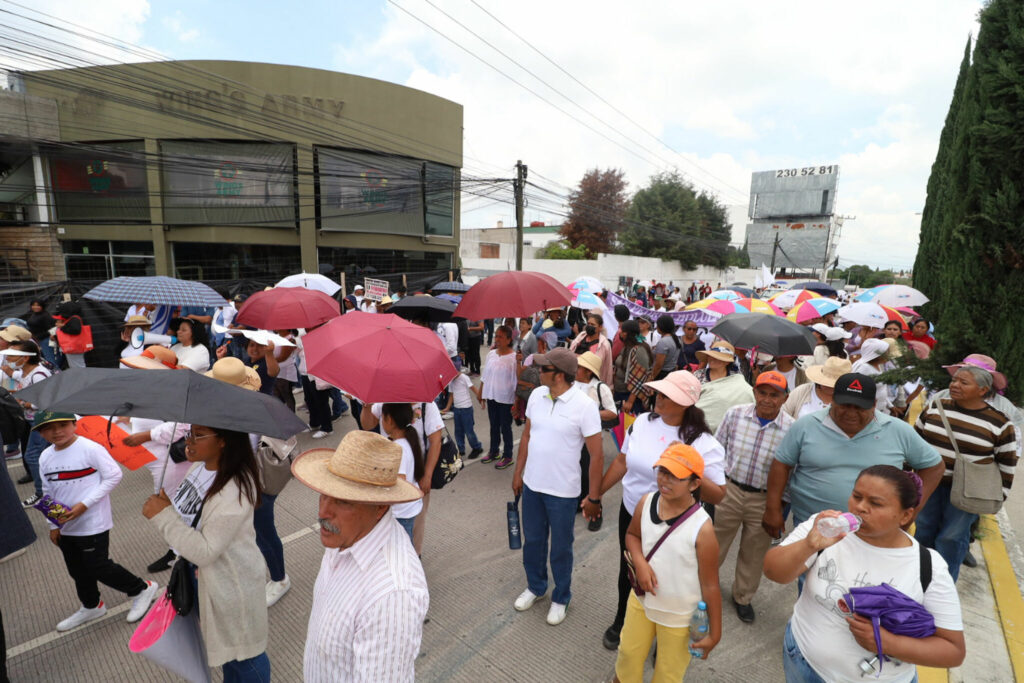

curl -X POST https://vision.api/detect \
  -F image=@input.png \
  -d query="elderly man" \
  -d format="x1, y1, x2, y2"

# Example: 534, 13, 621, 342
292, 430, 429, 683
714, 371, 795, 624
512, 347, 603, 626
762, 373, 945, 540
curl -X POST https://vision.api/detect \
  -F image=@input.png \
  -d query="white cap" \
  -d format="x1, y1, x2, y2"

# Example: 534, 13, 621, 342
811, 323, 852, 341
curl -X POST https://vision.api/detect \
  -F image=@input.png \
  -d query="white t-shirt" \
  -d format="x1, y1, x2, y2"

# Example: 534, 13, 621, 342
171, 463, 218, 529
798, 386, 830, 419
779, 366, 797, 388
449, 374, 475, 409
480, 350, 517, 404
390, 438, 423, 520
783, 515, 963, 683
15, 365, 51, 419
436, 323, 459, 357
522, 385, 601, 498
172, 343, 211, 373
370, 402, 444, 447
620, 414, 727, 514
39, 436, 122, 537
274, 336, 298, 382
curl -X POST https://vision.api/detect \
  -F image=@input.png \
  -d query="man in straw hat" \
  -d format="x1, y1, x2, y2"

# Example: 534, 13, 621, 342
511, 347, 603, 626
782, 356, 853, 420
292, 431, 428, 682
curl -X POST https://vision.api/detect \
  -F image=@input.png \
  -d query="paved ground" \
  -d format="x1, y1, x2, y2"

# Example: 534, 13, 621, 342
2, 396, 1019, 682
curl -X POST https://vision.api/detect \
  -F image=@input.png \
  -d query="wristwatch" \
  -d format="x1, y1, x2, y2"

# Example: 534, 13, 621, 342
587, 497, 602, 505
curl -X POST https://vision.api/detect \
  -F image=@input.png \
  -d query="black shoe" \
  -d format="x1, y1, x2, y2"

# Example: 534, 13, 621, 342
147, 549, 176, 573
602, 624, 621, 650
588, 517, 603, 532
468, 447, 483, 460
16, 474, 33, 485
733, 599, 755, 623
962, 550, 978, 568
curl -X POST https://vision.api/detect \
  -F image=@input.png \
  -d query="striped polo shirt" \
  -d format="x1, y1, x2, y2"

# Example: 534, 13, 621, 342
916, 399, 1018, 498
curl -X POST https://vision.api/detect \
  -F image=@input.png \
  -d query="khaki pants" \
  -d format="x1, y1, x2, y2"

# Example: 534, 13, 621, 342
714, 481, 772, 605
412, 490, 430, 555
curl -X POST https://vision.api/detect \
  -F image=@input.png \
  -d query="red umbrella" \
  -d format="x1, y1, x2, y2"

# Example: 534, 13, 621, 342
453, 271, 572, 319
302, 312, 456, 402
235, 288, 340, 329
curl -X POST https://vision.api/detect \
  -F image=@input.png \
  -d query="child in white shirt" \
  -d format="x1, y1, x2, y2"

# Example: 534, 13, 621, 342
443, 369, 483, 458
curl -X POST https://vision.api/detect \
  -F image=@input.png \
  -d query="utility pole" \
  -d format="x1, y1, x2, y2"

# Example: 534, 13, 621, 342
769, 232, 781, 272
514, 160, 527, 271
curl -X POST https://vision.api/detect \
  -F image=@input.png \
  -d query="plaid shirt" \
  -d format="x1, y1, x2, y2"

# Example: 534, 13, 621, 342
715, 403, 795, 491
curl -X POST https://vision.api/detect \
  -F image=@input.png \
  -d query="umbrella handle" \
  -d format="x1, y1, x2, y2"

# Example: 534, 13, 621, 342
105, 402, 134, 449
156, 421, 178, 493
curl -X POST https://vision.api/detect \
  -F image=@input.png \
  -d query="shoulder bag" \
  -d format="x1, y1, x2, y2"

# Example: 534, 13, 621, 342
257, 435, 298, 496
55, 316, 94, 354
166, 502, 203, 616
624, 499, 702, 598
596, 381, 619, 430
421, 404, 463, 490
935, 399, 1004, 514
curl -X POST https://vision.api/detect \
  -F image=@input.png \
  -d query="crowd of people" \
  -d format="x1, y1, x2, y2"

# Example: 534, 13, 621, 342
0, 276, 1020, 682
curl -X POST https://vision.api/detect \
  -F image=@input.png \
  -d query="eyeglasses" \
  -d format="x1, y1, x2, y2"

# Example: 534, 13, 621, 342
539, 365, 556, 373
184, 430, 217, 443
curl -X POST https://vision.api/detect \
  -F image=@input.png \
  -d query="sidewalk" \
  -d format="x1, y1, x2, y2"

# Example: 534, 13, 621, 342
3, 401, 1020, 682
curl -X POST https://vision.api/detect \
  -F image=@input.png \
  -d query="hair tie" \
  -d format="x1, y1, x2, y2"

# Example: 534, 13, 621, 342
905, 470, 924, 508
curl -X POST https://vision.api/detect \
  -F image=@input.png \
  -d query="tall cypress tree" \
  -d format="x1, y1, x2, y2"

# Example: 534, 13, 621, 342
915, 0, 1024, 401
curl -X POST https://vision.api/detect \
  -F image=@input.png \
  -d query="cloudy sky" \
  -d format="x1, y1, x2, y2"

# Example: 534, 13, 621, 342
9, 0, 983, 270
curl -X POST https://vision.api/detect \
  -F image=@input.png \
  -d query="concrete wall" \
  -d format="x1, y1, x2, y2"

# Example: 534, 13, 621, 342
0, 225, 65, 281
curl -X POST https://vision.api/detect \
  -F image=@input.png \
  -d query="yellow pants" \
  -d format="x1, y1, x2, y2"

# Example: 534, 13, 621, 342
614, 593, 692, 683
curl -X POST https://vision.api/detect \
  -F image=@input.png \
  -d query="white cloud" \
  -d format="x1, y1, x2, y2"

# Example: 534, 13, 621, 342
161, 12, 199, 43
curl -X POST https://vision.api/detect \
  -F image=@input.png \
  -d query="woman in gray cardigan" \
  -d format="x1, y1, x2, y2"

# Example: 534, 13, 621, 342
143, 426, 270, 682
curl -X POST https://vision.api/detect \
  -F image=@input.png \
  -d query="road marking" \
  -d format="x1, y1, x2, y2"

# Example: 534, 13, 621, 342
979, 514, 1024, 682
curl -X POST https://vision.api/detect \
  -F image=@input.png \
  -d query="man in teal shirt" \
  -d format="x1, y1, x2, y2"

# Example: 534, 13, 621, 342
762, 373, 945, 538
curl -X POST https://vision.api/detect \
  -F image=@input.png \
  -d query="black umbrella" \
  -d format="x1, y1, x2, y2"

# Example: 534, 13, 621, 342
728, 286, 756, 298
430, 280, 471, 294
790, 281, 838, 296
389, 296, 456, 323
711, 313, 817, 356
18, 368, 307, 439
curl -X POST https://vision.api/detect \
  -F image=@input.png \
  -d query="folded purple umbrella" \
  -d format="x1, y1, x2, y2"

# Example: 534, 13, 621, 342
842, 583, 935, 674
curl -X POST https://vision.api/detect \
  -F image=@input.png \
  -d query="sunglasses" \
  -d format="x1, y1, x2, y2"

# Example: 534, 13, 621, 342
539, 365, 556, 373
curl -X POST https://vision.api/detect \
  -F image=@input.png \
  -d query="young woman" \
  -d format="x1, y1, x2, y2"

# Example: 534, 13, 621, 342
480, 325, 518, 470
613, 443, 721, 683
612, 320, 653, 415
8, 340, 52, 506
649, 314, 681, 380
903, 317, 937, 350
143, 426, 270, 682
764, 465, 965, 683
380, 403, 425, 542
569, 313, 613, 385
170, 318, 212, 372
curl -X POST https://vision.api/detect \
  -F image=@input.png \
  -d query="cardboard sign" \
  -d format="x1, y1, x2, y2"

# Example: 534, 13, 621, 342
75, 415, 157, 471
363, 277, 389, 302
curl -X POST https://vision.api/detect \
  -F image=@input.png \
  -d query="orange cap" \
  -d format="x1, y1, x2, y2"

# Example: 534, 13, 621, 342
755, 370, 788, 392
653, 442, 704, 479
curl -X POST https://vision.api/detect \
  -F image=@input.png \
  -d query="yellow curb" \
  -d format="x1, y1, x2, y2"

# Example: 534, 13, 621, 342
916, 666, 948, 682
979, 514, 1024, 682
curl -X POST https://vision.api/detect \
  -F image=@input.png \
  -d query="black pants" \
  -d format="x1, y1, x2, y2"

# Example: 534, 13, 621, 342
273, 378, 296, 412
58, 531, 146, 609
612, 502, 633, 631
466, 338, 482, 373
578, 446, 590, 509
301, 376, 332, 433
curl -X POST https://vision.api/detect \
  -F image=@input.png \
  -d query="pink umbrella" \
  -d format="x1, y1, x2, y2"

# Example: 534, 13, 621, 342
454, 271, 572, 319
735, 298, 785, 316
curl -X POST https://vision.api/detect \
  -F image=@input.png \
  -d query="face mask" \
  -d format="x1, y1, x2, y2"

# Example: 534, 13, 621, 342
584, 324, 597, 336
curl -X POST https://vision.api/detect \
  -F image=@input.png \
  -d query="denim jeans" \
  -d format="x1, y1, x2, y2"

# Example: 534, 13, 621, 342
782, 621, 827, 683
396, 516, 416, 543
222, 652, 271, 683
452, 407, 482, 453
253, 493, 286, 582
38, 338, 60, 368
23, 430, 48, 498
486, 400, 513, 458
914, 482, 977, 583
521, 484, 577, 605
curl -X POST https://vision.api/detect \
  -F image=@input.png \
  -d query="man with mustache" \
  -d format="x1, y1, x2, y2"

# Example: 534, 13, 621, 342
291, 430, 428, 682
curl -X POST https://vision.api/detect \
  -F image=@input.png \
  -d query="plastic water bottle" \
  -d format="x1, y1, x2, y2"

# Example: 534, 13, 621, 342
816, 513, 861, 538
688, 601, 709, 657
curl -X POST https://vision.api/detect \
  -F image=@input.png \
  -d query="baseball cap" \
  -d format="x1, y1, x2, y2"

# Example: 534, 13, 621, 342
755, 370, 788, 393
833, 373, 876, 409
654, 442, 704, 479
532, 347, 578, 377
811, 323, 852, 341
32, 411, 77, 431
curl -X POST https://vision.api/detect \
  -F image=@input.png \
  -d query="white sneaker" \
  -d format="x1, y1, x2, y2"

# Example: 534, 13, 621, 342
311, 430, 329, 439
514, 588, 542, 611
266, 575, 291, 607
56, 602, 107, 631
441, 411, 454, 420
546, 602, 567, 625
126, 581, 160, 623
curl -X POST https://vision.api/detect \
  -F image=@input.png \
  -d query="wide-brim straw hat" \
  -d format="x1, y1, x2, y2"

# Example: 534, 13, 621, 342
120, 355, 171, 371
120, 315, 152, 328
292, 431, 423, 504
577, 351, 602, 378
204, 357, 261, 391
805, 356, 854, 388
120, 345, 178, 370
696, 340, 735, 364
943, 353, 1007, 391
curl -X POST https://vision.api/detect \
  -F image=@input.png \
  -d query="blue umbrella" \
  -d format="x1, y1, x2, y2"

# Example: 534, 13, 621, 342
83, 276, 227, 307
431, 281, 471, 294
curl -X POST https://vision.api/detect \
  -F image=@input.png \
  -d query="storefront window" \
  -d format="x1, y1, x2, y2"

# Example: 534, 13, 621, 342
172, 242, 301, 281
62, 240, 155, 279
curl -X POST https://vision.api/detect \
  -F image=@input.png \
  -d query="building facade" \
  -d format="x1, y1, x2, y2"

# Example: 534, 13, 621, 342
0, 60, 462, 282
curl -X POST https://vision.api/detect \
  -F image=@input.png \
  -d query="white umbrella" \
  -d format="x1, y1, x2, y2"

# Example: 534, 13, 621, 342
275, 272, 341, 296
836, 302, 889, 329
855, 284, 929, 307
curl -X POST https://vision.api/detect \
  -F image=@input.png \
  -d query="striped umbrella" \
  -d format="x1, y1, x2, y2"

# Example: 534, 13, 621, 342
83, 276, 227, 307
770, 288, 821, 310
707, 300, 752, 315
787, 298, 842, 323
685, 297, 724, 311
735, 298, 785, 316
707, 289, 743, 300
855, 284, 929, 307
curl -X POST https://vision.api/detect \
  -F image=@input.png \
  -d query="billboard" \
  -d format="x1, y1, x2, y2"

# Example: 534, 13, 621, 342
749, 165, 839, 219
48, 141, 150, 222
745, 218, 835, 270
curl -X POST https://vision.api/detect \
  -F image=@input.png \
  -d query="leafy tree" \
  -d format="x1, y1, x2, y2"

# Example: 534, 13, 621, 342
913, 0, 1024, 401
559, 168, 630, 256
537, 240, 591, 260
619, 171, 732, 269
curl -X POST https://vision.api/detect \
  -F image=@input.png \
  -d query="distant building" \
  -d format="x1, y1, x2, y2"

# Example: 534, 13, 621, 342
459, 221, 560, 264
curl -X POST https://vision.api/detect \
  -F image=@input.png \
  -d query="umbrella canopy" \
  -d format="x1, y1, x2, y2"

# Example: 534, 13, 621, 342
453, 271, 571, 319
435, 293, 462, 305
735, 298, 783, 315
707, 300, 752, 316
275, 272, 341, 296
790, 281, 838, 296
303, 312, 457, 403
711, 313, 817, 356
570, 276, 605, 295
235, 288, 340, 330
389, 296, 456, 323
879, 304, 910, 331
787, 298, 842, 323
770, 288, 821, 310
707, 289, 743, 300
855, 284, 930, 307
727, 286, 755, 298
83, 276, 227, 307
430, 280, 471, 294
684, 297, 722, 311
836, 302, 890, 329
17, 368, 307, 439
